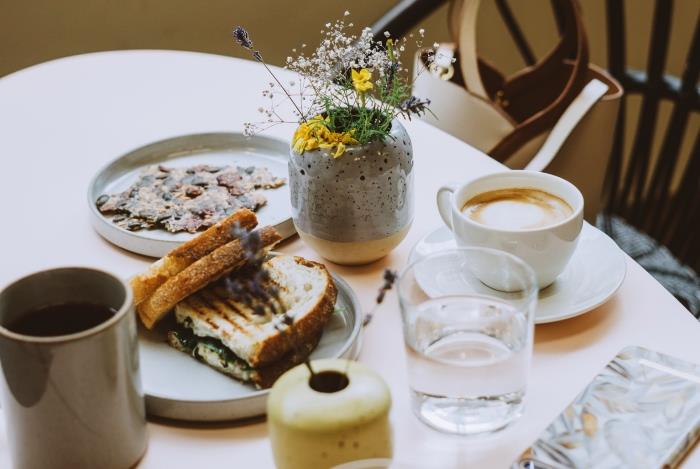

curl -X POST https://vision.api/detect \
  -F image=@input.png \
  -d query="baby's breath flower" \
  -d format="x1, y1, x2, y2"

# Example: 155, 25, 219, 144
237, 15, 432, 149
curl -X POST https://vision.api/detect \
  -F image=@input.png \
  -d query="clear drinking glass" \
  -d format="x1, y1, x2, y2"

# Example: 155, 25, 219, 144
398, 248, 538, 435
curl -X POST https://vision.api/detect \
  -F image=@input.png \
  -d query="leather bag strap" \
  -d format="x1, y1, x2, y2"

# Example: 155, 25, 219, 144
452, 0, 592, 162
525, 78, 608, 171
457, 0, 488, 98
452, 0, 584, 96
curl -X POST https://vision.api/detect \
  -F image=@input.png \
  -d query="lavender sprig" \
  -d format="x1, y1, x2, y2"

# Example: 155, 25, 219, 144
232, 26, 304, 120
232, 26, 253, 49
233, 26, 262, 61
384, 39, 398, 93
223, 222, 314, 375
363, 269, 398, 327
398, 96, 431, 120
224, 223, 284, 317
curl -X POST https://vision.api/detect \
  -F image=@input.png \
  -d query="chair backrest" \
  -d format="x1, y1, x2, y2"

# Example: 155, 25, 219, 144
599, 0, 700, 273
372, 0, 700, 272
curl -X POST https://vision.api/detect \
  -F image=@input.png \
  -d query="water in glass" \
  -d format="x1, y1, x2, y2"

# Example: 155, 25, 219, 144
405, 297, 530, 434
399, 249, 537, 435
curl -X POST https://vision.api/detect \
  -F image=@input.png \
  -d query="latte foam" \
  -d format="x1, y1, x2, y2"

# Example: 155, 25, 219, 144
461, 188, 573, 230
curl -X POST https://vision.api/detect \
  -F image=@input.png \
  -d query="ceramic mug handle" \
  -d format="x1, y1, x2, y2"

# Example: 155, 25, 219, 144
436, 182, 460, 230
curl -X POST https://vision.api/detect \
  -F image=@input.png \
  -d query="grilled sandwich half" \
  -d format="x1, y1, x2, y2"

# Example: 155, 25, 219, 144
167, 255, 337, 388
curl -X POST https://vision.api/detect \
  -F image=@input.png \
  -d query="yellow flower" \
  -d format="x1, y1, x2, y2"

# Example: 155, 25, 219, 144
292, 115, 359, 158
351, 68, 373, 94
319, 129, 359, 158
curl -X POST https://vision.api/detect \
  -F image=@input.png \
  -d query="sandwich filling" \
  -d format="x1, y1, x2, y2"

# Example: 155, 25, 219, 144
165, 255, 336, 388
167, 324, 255, 382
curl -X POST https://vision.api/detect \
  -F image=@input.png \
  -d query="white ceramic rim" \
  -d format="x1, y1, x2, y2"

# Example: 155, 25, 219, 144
451, 170, 584, 234
399, 246, 539, 308
86, 132, 294, 257
535, 232, 627, 323
406, 223, 628, 324
0, 267, 133, 344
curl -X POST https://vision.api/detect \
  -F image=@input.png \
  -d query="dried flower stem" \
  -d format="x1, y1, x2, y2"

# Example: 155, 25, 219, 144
233, 26, 306, 121
260, 61, 307, 122
363, 269, 398, 327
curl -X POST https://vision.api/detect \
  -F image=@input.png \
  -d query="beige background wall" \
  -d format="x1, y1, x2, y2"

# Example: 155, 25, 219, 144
2, 0, 697, 77
1, 0, 697, 193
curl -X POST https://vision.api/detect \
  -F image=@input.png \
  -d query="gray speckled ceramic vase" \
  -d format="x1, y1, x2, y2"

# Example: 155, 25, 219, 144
289, 119, 413, 265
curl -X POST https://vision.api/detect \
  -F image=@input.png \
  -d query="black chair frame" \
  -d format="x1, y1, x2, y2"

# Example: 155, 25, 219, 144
371, 0, 700, 272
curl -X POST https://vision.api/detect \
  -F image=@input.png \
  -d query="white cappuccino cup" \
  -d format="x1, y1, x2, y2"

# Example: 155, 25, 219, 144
436, 170, 584, 290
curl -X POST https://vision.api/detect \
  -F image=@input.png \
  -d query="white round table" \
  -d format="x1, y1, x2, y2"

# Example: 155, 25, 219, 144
1, 50, 699, 468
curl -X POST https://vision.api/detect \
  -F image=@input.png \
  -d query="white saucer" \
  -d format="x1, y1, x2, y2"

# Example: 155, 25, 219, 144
408, 223, 627, 324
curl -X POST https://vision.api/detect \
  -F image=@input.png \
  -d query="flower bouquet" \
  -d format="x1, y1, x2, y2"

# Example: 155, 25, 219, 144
234, 12, 435, 265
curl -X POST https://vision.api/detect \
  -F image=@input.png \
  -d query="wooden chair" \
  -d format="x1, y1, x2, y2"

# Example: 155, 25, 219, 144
601, 0, 700, 276
372, 0, 700, 275
372, 0, 700, 314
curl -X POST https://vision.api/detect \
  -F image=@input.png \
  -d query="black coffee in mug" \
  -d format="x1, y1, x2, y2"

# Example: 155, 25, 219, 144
0, 267, 147, 469
7, 303, 117, 337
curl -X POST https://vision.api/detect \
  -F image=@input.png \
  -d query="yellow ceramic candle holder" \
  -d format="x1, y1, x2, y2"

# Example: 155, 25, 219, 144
267, 359, 392, 469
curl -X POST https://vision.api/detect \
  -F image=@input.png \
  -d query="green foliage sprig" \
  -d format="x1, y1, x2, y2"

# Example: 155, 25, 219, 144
233, 11, 437, 157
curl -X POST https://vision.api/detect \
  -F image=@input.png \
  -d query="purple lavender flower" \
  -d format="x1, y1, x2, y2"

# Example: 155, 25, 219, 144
233, 26, 263, 62
233, 26, 253, 49
398, 96, 431, 120
363, 269, 398, 326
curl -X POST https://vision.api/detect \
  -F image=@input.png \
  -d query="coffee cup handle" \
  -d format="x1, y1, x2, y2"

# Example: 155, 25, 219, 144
437, 183, 459, 230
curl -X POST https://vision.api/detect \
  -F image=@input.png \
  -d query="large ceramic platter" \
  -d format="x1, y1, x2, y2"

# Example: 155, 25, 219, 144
139, 271, 362, 422
88, 133, 294, 258
409, 222, 627, 324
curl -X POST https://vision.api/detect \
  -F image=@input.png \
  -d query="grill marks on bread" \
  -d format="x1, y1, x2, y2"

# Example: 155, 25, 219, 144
186, 290, 256, 339
130, 210, 337, 389
174, 256, 337, 368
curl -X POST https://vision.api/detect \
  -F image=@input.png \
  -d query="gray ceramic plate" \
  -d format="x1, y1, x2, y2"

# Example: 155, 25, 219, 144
138, 271, 362, 422
88, 133, 294, 258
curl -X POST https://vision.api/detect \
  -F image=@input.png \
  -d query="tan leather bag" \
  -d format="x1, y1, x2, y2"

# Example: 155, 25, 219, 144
413, 0, 623, 221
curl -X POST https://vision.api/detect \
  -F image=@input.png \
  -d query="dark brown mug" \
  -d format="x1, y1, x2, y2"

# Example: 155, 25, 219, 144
0, 267, 147, 469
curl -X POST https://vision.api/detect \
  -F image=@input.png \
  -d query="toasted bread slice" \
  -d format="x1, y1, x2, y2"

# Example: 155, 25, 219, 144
137, 226, 281, 329
130, 208, 258, 306
172, 255, 337, 368
167, 326, 322, 389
